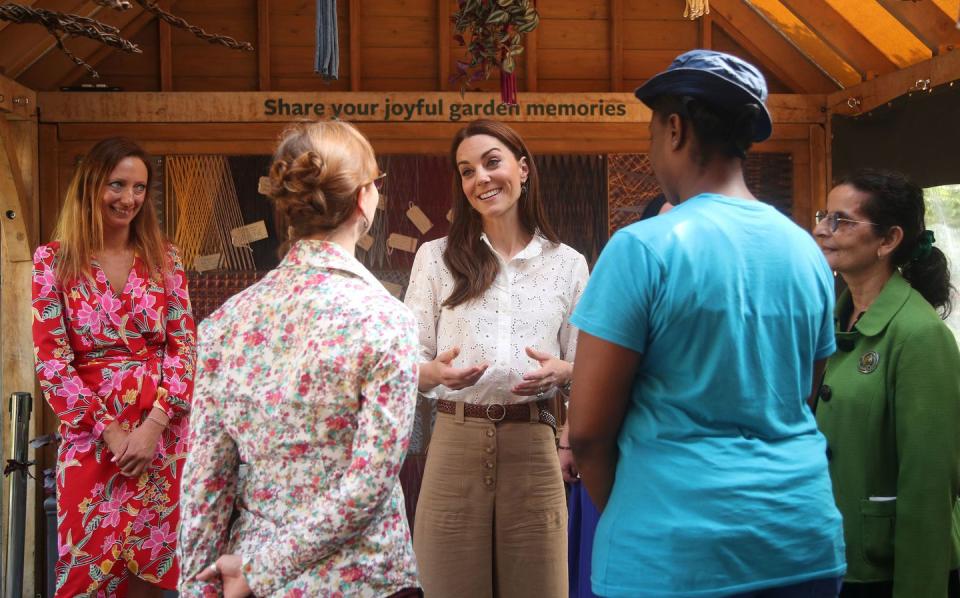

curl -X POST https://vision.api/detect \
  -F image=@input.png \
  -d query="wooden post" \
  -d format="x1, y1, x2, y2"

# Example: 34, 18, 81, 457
350, 0, 361, 91
526, 24, 538, 92
257, 0, 272, 91
699, 13, 713, 49
610, 0, 623, 92
159, 17, 173, 91
438, 0, 450, 91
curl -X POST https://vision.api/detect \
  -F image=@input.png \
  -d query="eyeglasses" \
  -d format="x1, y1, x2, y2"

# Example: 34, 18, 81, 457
372, 172, 387, 191
815, 210, 878, 233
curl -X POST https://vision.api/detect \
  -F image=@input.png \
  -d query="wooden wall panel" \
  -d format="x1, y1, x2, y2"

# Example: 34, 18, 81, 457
81, 21, 160, 91
170, 4, 258, 90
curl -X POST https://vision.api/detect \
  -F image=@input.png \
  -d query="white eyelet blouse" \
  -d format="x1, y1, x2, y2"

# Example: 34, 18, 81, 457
404, 233, 589, 405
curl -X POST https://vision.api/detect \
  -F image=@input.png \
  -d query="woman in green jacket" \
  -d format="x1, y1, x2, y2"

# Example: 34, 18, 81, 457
814, 169, 960, 598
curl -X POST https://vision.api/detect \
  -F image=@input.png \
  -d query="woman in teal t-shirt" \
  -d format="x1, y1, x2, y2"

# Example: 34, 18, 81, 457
813, 169, 960, 598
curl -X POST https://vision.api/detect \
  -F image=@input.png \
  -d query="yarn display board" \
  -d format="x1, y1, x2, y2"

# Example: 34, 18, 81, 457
607, 152, 794, 237
165, 155, 256, 272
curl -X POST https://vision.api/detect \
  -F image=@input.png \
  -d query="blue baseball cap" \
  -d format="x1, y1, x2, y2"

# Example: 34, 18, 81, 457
634, 49, 773, 142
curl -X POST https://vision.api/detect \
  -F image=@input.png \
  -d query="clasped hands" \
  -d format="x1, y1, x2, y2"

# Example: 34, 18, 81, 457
418, 346, 572, 396
101, 407, 169, 477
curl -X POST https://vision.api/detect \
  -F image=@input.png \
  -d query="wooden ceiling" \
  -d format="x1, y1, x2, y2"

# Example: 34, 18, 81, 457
1, 0, 958, 94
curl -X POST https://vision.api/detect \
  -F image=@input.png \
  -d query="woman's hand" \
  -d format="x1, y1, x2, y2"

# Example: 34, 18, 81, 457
558, 427, 579, 483
512, 347, 572, 396
419, 347, 488, 392
102, 421, 129, 459
113, 418, 163, 477
196, 554, 251, 598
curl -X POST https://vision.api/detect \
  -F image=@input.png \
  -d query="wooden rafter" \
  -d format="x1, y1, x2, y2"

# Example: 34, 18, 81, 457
437, 0, 449, 90
257, 0, 270, 90
744, 0, 859, 87
20, 3, 146, 89
0, 0, 37, 33
58, 5, 152, 87
778, 0, 896, 79
609, 0, 623, 92
711, 0, 839, 92
0, 1, 102, 78
875, 0, 960, 54
819, 0, 930, 69
828, 42, 960, 117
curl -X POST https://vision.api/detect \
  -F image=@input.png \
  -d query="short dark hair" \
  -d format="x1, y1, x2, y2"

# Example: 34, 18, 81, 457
648, 95, 763, 166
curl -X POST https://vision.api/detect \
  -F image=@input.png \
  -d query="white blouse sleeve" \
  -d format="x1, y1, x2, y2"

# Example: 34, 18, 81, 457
405, 241, 443, 364
559, 253, 590, 362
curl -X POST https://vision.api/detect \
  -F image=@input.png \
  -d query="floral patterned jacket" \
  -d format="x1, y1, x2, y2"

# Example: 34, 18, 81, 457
178, 240, 420, 598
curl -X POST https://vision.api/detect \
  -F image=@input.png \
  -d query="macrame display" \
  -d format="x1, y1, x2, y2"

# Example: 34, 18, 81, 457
314, 0, 339, 79
165, 155, 255, 271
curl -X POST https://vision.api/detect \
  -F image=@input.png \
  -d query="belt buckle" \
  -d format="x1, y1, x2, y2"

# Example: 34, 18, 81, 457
485, 403, 506, 422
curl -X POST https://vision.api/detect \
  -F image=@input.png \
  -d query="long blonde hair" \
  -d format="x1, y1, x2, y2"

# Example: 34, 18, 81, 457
52, 137, 168, 282
264, 121, 378, 252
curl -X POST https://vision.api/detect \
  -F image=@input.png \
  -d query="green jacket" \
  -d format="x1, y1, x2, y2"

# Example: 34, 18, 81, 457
816, 272, 960, 597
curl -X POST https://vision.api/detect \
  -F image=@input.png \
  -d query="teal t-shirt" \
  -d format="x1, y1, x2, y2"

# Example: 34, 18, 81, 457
571, 193, 846, 597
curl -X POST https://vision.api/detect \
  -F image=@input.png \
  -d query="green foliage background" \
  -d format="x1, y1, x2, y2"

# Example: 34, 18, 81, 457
925, 185, 960, 340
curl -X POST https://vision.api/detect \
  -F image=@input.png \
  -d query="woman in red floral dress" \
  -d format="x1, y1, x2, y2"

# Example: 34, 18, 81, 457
32, 137, 196, 597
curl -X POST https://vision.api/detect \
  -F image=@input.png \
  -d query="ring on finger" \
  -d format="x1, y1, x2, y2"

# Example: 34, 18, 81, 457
209, 563, 219, 574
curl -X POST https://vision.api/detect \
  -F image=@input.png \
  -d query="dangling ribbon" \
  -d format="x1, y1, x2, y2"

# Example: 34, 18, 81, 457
911, 229, 935, 261
315, 0, 340, 79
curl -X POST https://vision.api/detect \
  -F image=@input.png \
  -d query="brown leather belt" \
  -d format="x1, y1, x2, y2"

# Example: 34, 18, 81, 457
436, 399, 556, 433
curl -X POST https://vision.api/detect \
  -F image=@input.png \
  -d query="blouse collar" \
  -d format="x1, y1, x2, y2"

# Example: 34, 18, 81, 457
282, 239, 382, 288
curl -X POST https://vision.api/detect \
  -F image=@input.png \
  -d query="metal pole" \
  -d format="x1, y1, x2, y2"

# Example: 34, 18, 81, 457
4, 392, 32, 598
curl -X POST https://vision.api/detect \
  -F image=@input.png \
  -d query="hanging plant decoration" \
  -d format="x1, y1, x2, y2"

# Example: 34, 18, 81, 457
451, 0, 540, 105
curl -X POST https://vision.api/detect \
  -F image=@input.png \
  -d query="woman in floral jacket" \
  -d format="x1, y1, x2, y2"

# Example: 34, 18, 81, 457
32, 136, 196, 597
178, 121, 421, 598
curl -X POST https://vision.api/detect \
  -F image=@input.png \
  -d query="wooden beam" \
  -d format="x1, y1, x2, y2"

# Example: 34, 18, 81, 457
0, 74, 37, 120
828, 42, 960, 116
609, 0, 623, 92
525, 24, 538, 92
350, 0, 361, 91
699, 13, 713, 50
257, 0, 271, 90
713, 10, 820, 93
1, 1, 99, 78
438, 0, 450, 91
24, 5, 150, 90
59, 6, 153, 88
778, 0, 896, 79
819, 0, 930, 69
744, 0, 859, 88
876, 0, 960, 54
0, 0, 37, 34
159, 17, 173, 91
0, 113, 31, 261
710, 2, 836, 93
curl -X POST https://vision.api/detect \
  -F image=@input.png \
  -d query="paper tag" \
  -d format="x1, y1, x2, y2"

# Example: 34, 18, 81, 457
257, 176, 271, 195
193, 253, 221, 272
381, 281, 404, 298
406, 204, 433, 234
231, 220, 269, 246
377, 195, 386, 211
357, 234, 374, 251
446, 209, 454, 223
387, 233, 418, 253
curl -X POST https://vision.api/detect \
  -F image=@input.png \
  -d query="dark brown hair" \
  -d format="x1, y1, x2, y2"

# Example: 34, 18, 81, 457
53, 137, 168, 282
443, 119, 559, 307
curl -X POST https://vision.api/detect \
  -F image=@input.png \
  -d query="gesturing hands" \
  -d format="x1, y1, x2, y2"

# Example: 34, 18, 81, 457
419, 346, 488, 392
512, 347, 572, 396
196, 554, 252, 598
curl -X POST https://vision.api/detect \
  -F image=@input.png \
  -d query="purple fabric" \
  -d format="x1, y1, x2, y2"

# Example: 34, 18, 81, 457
567, 482, 600, 598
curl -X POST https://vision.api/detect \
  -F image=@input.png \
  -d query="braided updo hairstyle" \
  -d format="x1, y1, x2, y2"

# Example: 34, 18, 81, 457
266, 121, 378, 248
839, 168, 953, 317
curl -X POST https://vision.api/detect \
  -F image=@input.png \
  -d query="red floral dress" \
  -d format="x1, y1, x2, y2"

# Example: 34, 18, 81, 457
32, 241, 196, 597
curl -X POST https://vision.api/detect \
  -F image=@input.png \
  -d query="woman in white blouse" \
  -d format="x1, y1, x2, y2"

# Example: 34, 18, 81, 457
404, 119, 589, 598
